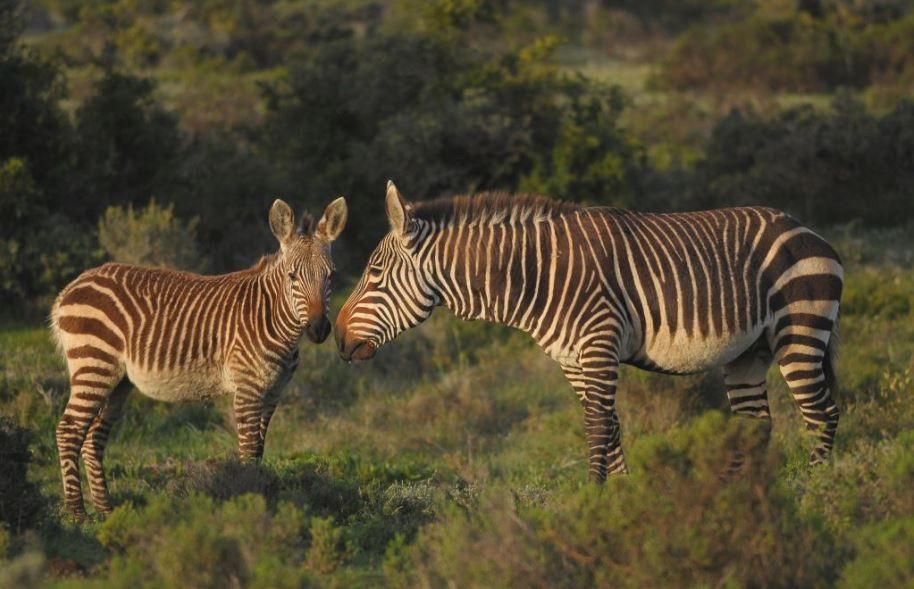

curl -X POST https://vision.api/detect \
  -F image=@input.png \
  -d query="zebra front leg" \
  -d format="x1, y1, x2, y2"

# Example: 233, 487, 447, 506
562, 346, 625, 482
258, 353, 297, 460
257, 381, 287, 461
81, 381, 131, 516
233, 386, 265, 462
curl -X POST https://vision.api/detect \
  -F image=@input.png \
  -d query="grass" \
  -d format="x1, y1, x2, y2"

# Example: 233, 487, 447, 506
1, 225, 913, 587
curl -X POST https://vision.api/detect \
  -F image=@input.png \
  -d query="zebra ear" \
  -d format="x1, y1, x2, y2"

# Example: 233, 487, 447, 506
386, 180, 410, 235
316, 196, 348, 243
269, 199, 296, 246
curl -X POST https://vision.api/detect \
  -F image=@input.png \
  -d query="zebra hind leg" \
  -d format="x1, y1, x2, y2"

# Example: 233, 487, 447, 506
722, 343, 774, 473
56, 363, 123, 519
81, 380, 131, 516
777, 345, 839, 465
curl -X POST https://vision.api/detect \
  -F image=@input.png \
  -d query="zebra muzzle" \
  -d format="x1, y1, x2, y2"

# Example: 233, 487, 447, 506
306, 315, 332, 343
338, 338, 376, 362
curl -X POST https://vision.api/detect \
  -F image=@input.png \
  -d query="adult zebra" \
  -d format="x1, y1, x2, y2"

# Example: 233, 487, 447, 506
51, 197, 347, 518
336, 182, 843, 481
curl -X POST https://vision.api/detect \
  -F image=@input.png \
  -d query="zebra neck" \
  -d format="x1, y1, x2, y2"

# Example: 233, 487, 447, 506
424, 219, 550, 330
255, 262, 305, 345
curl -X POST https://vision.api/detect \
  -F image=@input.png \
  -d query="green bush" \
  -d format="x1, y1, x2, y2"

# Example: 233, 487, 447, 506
839, 516, 914, 588
520, 82, 640, 205
98, 493, 310, 588
842, 269, 913, 319
98, 199, 203, 270
258, 14, 640, 253
655, 10, 914, 93
71, 68, 181, 223
657, 13, 868, 92
0, 417, 47, 531
680, 97, 914, 226
799, 430, 914, 540
412, 412, 837, 588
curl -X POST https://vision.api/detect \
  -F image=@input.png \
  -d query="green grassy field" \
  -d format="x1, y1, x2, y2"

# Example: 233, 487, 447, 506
1, 224, 913, 587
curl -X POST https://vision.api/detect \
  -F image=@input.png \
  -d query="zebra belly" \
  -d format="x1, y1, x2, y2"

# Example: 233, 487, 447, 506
126, 362, 229, 402
639, 325, 765, 374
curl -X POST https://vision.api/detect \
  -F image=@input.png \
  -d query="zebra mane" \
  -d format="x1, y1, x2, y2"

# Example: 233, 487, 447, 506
298, 212, 315, 235
410, 192, 579, 227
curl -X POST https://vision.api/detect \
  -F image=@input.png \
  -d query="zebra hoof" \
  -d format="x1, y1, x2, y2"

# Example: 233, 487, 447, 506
808, 448, 831, 466
65, 504, 89, 523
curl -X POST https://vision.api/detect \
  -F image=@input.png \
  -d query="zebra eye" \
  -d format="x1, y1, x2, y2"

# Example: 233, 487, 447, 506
369, 265, 383, 278
288, 272, 297, 281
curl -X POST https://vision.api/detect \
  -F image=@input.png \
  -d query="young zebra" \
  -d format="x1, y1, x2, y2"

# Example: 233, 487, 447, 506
51, 197, 347, 517
336, 182, 843, 482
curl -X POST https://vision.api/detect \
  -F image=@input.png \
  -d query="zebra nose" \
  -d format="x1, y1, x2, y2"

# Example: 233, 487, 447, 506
307, 315, 331, 343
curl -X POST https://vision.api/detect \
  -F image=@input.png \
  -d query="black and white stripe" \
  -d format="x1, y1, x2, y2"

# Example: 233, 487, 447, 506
336, 182, 842, 481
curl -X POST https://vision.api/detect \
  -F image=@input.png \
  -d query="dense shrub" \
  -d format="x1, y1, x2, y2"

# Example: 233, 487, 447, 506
0, 417, 46, 531
839, 516, 914, 588
520, 82, 641, 204
656, 9, 914, 93
258, 17, 641, 252
98, 200, 203, 270
411, 413, 837, 588
604, 0, 753, 32
71, 68, 181, 223
656, 14, 869, 92
680, 97, 914, 225
98, 493, 311, 587
800, 431, 914, 537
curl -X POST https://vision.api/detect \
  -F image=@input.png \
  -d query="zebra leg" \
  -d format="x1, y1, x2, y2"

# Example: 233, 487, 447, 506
81, 381, 131, 516
233, 385, 265, 462
56, 366, 122, 518
562, 344, 625, 482
257, 382, 286, 461
722, 344, 773, 472
258, 353, 297, 460
776, 345, 839, 465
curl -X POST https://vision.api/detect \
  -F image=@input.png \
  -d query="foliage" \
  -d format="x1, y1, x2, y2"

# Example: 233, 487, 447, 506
839, 516, 914, 588
258, 14, 640, 250
98, 493, 310, 587
98, 200, 203, 270
71, 68, 181, 223
412, 413, 837, 588
0, 417, 46, 532
656, 8, 914, 93
0, 159, 102, 306
603, 0, 752, 32
520, 81, 640, 204
680, 97, 914, 225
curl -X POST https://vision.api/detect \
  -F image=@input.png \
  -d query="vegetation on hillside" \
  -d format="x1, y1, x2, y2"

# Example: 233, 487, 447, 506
1, 0, 913, 586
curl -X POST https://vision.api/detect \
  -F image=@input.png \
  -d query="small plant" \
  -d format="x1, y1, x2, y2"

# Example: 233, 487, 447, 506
98, 199, 203, 270
305, 516, 346, 575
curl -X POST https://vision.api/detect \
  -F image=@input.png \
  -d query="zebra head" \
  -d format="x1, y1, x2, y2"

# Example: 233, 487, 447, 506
335, 181, 438, 361
269, 197, 348, 343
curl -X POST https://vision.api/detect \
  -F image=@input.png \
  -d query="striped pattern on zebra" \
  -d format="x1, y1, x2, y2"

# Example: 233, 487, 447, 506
50, 197, 347, 518
336, 181, 843, 481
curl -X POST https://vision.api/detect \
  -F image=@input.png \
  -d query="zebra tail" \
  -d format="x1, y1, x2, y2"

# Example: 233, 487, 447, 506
49, 293, 66, 356
823, 318, 839, 395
